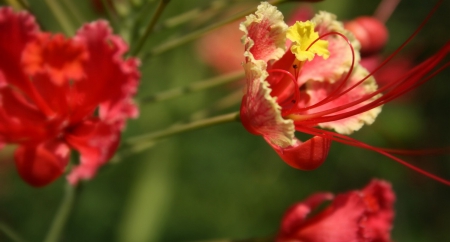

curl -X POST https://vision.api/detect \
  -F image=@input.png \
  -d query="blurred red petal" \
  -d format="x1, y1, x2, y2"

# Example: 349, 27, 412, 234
267, 136, 331, 170
14, 140, 69, 187
65, 118, 119, 185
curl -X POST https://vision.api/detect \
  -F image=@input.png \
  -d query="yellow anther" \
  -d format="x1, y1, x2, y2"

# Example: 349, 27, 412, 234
286, 21, 330, 61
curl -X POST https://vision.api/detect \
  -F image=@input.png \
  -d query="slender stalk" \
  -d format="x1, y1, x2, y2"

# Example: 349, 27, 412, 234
61, 0, 85, 26
374, 0, 401, 23
143, 0, 322, 59
43, 0, 75, 35
125, 111, 240, 144
5, 0, 30, 10
155, 0, 233, 31
0, 221, 28, 242
43, 183, 80, 242
101, 0, 120, 30
131, 0, 171, 56
139, 70, 244, 104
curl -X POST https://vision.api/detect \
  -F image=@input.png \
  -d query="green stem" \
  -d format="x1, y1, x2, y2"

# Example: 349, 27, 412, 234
43, 0, 75, 35
125, 111, 240, 144
43, 183, 80, 242
139, 70, 244, 104
0, 221, 28, 242
61, 0, 85, 26
143, 0, 320, 59
101, 0, 120, 30
155, 0, 233, 31
131, 0, 171, 56
5, 0, 30, 10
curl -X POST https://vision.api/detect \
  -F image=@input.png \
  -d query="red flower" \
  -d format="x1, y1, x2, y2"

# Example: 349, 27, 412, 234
0, 7, 139, 187
277, 179, 395, 242
239, 2, 450, 183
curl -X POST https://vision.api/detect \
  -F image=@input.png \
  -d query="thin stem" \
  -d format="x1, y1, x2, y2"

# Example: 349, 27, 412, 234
5, 0, 30, 10
43, 183, 80, 242
61, 0, 85, 26
139, 70, 244, 104
154, 0, 232, 31
100, 0, 120, 31
125, 111, 240, 144
131, 0, 171, 56
0, 221, 28, 242
374, 0, 401, 23
43, 0, 75, 35
143, 0, 320, 59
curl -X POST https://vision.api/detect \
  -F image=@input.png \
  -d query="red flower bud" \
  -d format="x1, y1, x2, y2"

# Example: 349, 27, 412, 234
345, 16, 389, 56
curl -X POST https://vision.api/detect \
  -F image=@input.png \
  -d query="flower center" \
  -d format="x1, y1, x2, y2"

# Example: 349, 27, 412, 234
22, 33, 88, 86
287, 21, 330, 61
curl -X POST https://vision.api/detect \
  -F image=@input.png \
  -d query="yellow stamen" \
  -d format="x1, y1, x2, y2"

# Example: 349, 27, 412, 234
287, 21, 330, 61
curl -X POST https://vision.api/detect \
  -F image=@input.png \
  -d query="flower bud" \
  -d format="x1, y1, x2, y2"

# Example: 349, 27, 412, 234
345, 16, 389, 56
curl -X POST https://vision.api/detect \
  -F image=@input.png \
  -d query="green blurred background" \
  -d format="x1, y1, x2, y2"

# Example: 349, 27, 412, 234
0, 0, 449, 241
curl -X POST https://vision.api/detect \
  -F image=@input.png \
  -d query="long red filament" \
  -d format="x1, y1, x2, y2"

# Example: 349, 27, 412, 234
295, 125, 450, 186
294, 42, 450, 125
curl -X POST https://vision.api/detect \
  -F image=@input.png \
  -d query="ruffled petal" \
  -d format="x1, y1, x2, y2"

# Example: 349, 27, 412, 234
240, 2, 288, 63
70, 20, 140, 125
361, 179, 395, 242
276, 179, 396, 242
265, 135, 331, 170
0, 7, 39, 90
293, 192, 366, 242
14, 140, 69, 187
240, 59, 295, 148
239, 2, 295, 148
65, 118, 119, 185
278, 192, 334, 238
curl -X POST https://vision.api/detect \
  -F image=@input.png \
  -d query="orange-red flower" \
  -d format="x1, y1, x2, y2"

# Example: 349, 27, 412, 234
277, 179, 395, 242
0, 7, 139, 187
239, 2, 450, 183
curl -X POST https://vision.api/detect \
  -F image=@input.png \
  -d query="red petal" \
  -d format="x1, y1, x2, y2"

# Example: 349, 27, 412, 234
279, 192, 334, 236
70, 21, 140, 125
14, 140, 69, 187
65, 118, 119, 185
360, 179, 395, 242
297, 192, 367, 242
0, 7, 39, 89
267, 136, 331, 170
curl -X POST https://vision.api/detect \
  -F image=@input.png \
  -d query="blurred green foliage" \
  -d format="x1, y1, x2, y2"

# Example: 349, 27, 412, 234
0, 0, 449, 241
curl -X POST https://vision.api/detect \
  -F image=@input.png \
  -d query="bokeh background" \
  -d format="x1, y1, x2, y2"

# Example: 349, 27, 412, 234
1, 0, 449, 241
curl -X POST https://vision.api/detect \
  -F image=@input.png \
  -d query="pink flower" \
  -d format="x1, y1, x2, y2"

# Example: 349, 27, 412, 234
0, 7, 139, 187
239, 2, 450, 182
277, 179, 395, 242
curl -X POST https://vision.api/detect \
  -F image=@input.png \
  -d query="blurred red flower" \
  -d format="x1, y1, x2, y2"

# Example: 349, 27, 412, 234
277, 179, 395, 242
0, 7, 139, 187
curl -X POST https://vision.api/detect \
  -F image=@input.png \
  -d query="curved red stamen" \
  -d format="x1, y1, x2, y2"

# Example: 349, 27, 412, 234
295, 125, 450, 186
295, 31, 356, 112
267, 69, 301, 114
